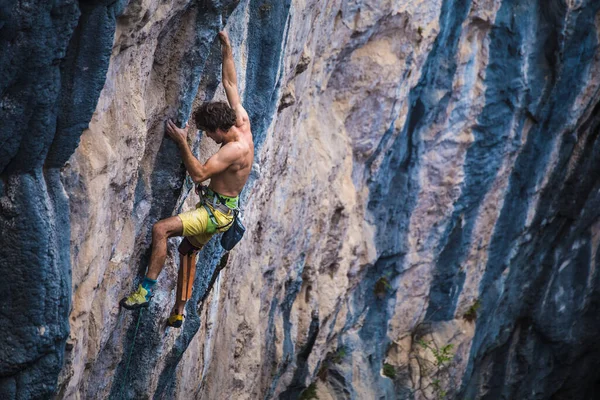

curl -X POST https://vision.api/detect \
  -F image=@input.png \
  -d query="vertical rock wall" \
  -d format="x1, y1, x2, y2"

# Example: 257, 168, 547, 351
56, 1, 242, 398
1, 0, 600, 399
0, 1, 126, 398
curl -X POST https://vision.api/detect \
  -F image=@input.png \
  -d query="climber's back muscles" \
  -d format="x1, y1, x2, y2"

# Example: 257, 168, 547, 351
203, 118, 253, 198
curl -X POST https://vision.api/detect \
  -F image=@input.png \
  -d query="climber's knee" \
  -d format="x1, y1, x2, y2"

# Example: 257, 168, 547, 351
153, 216, 184, 241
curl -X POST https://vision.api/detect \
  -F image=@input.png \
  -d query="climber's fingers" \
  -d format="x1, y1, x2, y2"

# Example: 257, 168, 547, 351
166, 119, 186, 133
218, 30, 229, 45
165, 119, 188, 144
165, 119, 176, 135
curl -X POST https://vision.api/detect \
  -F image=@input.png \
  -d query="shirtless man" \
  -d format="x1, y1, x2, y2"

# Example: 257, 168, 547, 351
120, 31, 254, 327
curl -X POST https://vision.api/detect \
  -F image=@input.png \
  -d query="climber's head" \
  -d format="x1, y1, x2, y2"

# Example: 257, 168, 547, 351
194, 101, 237, 144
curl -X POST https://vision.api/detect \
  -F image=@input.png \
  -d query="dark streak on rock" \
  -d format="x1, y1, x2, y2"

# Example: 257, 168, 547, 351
0, 1, 127, 398
460, 1, 600, 398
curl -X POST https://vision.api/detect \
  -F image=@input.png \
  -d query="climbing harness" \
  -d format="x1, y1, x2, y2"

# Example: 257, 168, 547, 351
196, 185, 246, 250
197, 185, 236, 230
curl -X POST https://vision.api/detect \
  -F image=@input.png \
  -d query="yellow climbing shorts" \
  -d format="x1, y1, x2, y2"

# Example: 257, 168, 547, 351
178, 202, 234, 248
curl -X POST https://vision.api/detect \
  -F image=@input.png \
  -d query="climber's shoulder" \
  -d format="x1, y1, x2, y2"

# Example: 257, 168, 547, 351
233, 103, 250, 130
221, 132, 252, 159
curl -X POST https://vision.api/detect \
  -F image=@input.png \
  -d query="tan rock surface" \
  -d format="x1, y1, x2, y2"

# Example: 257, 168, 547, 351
55, 0, 600, 399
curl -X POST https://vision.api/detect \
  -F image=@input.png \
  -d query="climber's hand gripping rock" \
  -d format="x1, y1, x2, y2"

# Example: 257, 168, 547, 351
165, 119, 189, 145
217, 30, 230, 46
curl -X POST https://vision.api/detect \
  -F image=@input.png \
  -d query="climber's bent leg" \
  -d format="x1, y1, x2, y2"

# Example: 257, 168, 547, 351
120, 216, 183, 310
146, 216, 184, 280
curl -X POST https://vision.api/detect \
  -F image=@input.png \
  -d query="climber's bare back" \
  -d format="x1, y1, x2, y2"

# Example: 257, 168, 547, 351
207, 116, 253, 197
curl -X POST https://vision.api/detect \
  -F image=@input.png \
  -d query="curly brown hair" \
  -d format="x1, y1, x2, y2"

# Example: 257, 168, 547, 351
193, 101, 237, 132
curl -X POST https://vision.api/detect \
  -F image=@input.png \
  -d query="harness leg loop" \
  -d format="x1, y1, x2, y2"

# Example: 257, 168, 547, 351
177, 238, 199, 302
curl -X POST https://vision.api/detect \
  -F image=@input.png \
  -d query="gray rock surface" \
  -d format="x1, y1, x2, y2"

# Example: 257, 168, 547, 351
1, 0, 600, 399
0, 1, 126, 398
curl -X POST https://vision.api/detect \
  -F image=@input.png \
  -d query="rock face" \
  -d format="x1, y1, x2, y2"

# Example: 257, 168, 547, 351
1, 0, 600, 399
0, 1, 127, 398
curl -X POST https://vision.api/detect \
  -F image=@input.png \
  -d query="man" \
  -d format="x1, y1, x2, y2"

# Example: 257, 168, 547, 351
120, 31, 254, 327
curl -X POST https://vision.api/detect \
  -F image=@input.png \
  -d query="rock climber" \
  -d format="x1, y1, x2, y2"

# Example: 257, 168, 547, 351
120, 31, 254, 328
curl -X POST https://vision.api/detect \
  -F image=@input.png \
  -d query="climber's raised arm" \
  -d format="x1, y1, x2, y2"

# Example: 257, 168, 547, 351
218, 31, 249, 128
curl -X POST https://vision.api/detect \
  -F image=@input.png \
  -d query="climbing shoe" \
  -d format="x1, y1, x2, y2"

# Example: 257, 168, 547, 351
166, 312, 184, 328
120, 284, 152, 310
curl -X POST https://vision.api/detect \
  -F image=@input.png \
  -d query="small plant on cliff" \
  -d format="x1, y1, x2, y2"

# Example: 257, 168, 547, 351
431, 379, 447, 398
463, 299, 481, 322
331, 346, 348, 364
317, 346, 348, 380
418, 340, 454, 368
382, 363, 397, 379
299, 383, 318, 400
417, 26, 424, 44
374, 277, 393, 298
411, 328, 456, 400
259, 3, 272, 17
317, 362, 328, 381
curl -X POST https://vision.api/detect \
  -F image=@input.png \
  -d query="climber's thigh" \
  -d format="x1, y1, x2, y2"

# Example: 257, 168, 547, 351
153, 215, 184, 238
177, 206, 213, 247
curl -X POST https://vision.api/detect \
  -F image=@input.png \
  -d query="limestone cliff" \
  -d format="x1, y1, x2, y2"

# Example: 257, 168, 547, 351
1, 0, 600, 399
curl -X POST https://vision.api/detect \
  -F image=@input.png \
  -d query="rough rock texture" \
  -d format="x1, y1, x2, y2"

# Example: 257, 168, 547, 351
2, 0, 600, 399
0, 1, 127, 398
